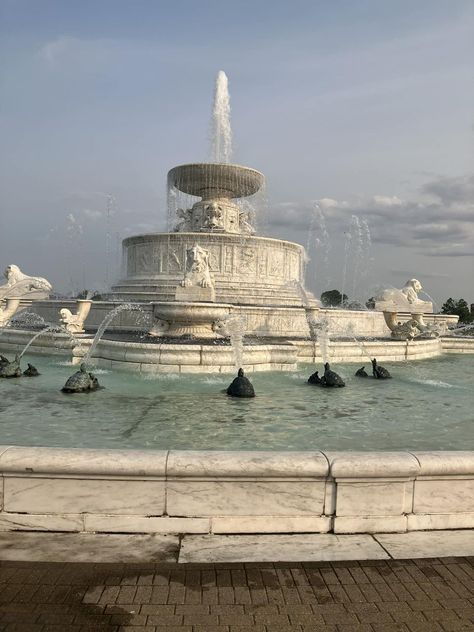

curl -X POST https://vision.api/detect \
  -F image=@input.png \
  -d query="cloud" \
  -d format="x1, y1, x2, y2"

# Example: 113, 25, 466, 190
269, 173, 474, 258
422, 174, 474, 206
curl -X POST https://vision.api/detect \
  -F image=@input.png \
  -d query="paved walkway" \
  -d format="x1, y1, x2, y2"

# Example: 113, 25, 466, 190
1, 557, 473, 632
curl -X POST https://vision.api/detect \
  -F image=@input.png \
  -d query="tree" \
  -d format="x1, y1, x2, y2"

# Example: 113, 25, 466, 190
366, 296, 376, 309
441, 298, 473, 323
320, 290, 348, 307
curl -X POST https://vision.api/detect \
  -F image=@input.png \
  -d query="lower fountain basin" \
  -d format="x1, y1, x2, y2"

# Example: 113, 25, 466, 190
0, 352, 473, 451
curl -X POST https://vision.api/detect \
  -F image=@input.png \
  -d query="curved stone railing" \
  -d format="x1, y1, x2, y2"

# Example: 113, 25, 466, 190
0, 446, 472, 535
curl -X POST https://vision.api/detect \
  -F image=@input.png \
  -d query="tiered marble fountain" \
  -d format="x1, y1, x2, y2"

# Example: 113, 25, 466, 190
0, 71, 462, 371
0, 166, 460, 371
117, 165, 314, 314
101, 159, 319, 372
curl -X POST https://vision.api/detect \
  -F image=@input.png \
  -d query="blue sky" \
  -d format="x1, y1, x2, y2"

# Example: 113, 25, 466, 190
0, 0, 473, 303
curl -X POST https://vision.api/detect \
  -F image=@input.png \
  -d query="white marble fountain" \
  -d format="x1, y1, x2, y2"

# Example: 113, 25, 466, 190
0, 72, 472, 544
0, 159, 459, 372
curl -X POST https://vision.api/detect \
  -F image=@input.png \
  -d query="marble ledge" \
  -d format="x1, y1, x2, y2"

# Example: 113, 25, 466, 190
326, 451, 420, 479
166, 450, 329, 478
0, 446, 167, 477
0, 447, 473, 482
410, 451, 474, 476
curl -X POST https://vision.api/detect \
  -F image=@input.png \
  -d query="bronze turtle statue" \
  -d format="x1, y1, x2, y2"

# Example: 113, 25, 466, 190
23, 363, 40, 377
322, 362, 345, 387
308, 370, 322, 385
226, 368, 255, 398
372, 358, 392, 380
61, 363, 102, 393
0, 354, 22, 378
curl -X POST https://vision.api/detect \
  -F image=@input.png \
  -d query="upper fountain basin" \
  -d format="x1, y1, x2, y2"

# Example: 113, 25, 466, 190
168, 163, 264, 199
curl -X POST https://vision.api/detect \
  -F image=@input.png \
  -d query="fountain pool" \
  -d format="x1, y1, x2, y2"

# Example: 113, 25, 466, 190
1, 353, 472, 452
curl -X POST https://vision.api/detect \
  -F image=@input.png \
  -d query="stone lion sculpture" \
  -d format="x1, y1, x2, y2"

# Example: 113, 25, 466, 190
375, 278, 432, 313
401, 279, 423, 304
181, 244, 213, 289
0, 265, 52, 300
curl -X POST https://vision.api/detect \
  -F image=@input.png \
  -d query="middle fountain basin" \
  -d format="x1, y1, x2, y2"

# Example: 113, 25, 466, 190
112, 233, 310, 307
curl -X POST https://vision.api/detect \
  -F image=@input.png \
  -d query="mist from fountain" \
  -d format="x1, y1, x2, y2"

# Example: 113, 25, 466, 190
221, 314, 246, 370
340, 225, 352, 307
16, 318, 86, 359
292, 280, 319, 341
339, 215, 373, 307
419, 290, 439, 312
0, 311, 43, 338
360, 218, 372, 299
19, 325, 64, 358
289, 279, 331, 363
82, 303, 145, 365
209, 70, 232, 164
306, 202, 331, 295
350, 216, 364, 301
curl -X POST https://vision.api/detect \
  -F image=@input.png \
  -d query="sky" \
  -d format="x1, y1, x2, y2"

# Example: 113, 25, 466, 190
0, 0, 473, 306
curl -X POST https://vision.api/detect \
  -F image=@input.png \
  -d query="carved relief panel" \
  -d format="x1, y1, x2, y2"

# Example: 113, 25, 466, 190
239, 248, 257, 275
268, 249, 284, 277
224, 246, 234, 274
205, 245, 222, 272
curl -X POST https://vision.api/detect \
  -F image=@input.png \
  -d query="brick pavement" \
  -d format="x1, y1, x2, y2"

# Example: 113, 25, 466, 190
0, 557, 473, 632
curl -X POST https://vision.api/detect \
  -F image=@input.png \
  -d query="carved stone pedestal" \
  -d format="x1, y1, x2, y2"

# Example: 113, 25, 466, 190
149, 302, 233, 339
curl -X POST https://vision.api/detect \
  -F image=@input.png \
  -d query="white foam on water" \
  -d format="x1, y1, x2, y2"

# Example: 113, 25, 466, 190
202, 376, 227, 385
143, 373, 181, 381
413, 378, 456, 389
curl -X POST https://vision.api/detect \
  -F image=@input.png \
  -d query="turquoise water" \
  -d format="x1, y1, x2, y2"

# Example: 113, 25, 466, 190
0, 354, 473, 451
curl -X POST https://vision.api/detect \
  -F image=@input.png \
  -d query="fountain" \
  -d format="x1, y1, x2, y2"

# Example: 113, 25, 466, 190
0, 75, 460, 370
0, 71, 473, 544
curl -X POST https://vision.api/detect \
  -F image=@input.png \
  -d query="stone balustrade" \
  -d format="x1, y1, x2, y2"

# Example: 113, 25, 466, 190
0, 446, 472, 535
